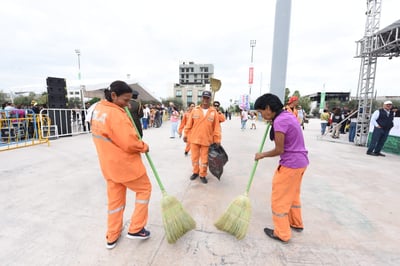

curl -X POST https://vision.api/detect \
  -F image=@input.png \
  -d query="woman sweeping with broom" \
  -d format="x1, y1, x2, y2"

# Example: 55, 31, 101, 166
91, 81, 152, 249
254, 93, 309, 243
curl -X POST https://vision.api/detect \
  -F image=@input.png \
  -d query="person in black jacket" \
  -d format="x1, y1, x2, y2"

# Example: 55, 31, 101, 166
128, 90, 144, 138
366, 101, 394, 156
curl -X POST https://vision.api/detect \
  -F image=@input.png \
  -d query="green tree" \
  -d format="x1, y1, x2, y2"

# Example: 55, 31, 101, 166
284, 88, 290, 104
0, 90, 7, 104
162, 97, 184, 111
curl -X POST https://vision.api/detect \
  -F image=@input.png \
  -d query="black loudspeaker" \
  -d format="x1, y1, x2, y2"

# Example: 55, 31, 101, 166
47, 77, 67, 108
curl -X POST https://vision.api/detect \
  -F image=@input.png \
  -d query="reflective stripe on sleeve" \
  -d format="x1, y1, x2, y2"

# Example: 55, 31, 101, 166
92, 134, 111, 142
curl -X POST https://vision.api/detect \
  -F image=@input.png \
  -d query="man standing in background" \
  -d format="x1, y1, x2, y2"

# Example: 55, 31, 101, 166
366, 101, 394, 156
128, 90, 143, 138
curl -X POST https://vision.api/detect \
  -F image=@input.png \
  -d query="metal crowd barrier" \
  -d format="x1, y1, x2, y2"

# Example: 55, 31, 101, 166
0, 108, 90, 152
0, 109, 49, 151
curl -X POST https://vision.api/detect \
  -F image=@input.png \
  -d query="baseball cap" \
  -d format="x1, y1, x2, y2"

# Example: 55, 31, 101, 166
288, 96, 298, 104
384, 100, 392, 105
202, 91, 212, 98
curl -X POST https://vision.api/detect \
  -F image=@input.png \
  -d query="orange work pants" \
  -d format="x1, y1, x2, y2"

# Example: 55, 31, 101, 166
106, 174, 152, 243
184, 140, 191, 153
271, 165, 306, 242
190, 143, 209, 177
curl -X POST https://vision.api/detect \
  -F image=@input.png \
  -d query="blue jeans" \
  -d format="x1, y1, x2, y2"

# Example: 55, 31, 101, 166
367, 127, 390, 154
142, 117, 148, 129
241, 120, 247, 129
170, 121, 179, 137
320, 122, 328, 135
348, 122, 357, 142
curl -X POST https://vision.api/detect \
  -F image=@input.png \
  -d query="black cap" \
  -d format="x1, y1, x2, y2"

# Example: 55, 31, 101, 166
202, 91, 212, 98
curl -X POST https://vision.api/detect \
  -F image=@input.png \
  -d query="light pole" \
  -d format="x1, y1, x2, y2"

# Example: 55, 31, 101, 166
75, 49, 85, 111
249, 40, 256, 95
75, 49, 81, 80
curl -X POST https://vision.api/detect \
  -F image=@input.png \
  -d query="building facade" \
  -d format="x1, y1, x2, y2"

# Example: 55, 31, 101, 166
174, 61, 214, 108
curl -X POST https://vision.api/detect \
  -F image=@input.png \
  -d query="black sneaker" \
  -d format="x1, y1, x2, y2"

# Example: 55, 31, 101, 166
127, 228, 150, 240
200, 176, 208, 184
375, 152, 386, 157
106, 235, 120, 249
290, 226, 304, 232
190, 173, 199, 180
263, 228, 288, 243
366, 152, 378, 156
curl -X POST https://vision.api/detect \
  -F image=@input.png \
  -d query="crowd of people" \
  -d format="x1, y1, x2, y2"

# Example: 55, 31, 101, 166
319, 101, 398, 157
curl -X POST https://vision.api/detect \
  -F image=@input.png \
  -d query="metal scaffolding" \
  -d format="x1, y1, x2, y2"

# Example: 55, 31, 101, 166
354, 0, 400, 146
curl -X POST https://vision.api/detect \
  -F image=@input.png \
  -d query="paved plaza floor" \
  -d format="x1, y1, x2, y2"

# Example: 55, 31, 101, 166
0, 116, 399, 266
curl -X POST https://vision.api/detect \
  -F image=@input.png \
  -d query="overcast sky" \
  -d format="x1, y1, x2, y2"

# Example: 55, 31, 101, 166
1, 0, 399, 107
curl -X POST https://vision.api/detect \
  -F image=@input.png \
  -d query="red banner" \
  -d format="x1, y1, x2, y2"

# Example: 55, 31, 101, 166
248, 67, 254, 84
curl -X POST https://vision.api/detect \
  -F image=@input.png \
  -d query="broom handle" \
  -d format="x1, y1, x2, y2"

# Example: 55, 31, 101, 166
245, 122, 271, 194
125, 107, 166, 192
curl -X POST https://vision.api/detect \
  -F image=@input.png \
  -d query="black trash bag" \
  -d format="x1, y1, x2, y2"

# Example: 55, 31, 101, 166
208, 143, 229, 180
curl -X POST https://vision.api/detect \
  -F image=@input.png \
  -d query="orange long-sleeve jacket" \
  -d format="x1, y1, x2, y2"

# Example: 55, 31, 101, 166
285, 105, 300, 123
91, 100, 148, 183
178, 110, 190, 135
184, 106, 221, 146
216, 109, 226, 123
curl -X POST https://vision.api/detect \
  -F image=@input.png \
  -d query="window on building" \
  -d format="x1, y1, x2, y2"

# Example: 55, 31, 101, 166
187, 96, 192, 103
187, 90, 192, 96
75, 91, 80, 95
176, 90, 182, 97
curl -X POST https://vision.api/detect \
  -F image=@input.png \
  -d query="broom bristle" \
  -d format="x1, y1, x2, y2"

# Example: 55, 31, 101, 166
214, 194, 251, 240
161, 194, 196, 244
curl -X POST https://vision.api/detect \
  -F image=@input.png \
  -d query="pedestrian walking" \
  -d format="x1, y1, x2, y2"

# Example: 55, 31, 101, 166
183, 90, 221, 184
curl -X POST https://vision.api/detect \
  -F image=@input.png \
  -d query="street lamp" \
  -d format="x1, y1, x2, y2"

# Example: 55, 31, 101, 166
75, 49, 85, 111
75, 49, 81, 81
249, 40, 256, 95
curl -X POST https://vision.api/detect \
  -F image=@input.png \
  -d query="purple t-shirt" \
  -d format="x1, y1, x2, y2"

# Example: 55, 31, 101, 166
273, 111, 309, 168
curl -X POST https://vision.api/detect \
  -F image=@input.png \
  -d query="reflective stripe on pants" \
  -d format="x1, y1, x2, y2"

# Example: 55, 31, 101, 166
271, 165, 306, 242
106, 174, 152, 242
190, 143, 209, 177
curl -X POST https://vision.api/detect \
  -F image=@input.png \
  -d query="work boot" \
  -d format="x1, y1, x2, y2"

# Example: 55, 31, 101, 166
190, 173, 199, 180
200, 176, 208, 184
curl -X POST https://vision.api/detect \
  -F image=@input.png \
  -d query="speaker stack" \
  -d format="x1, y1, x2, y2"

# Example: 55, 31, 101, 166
46, 77, 67, 108
46, 77, 71, 136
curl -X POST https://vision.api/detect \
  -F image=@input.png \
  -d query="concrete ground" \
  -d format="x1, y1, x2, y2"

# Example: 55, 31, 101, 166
0, 116, 399, 266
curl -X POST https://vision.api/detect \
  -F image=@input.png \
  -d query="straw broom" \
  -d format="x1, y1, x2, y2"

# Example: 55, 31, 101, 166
125, 107, 196, 243
214, 122, 271, 239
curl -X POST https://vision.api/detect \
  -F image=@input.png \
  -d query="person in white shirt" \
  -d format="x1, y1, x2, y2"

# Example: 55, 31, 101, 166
142, 104, 150, 130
